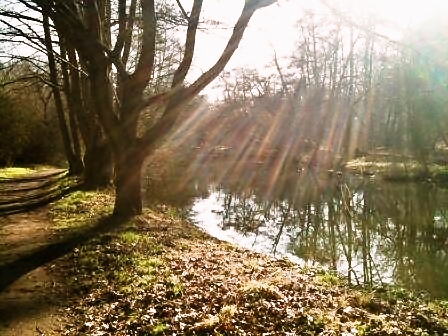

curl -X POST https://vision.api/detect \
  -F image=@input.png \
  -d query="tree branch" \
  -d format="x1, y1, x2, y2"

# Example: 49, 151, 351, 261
170, 0, 203, 88
122, 0, 137, 66
182, 0, 274, 99
129, 0, 156, 94
175, 0, 189, 21
138, 0, 276, 151
111, 0, 126, 57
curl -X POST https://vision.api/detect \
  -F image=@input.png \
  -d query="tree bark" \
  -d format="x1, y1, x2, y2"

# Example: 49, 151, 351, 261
77, 55, 114, 188
113, 147, 145, 218
43, 10, 83, 175
35, 0, 276, 217
83, 131, 113, 188
60, 41, 83, 168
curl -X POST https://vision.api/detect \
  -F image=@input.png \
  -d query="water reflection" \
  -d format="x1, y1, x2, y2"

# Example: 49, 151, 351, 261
145, 163, 448, 298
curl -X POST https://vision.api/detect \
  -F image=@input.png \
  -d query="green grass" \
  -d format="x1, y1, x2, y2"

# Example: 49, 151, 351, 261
49, 190, 114, 231
151, 322, 167, 335
166, 274, 183, 297
119, 230, 143, 244
0, 165, 58, 178
316, 270, 341, 286
0, 167, 37, 178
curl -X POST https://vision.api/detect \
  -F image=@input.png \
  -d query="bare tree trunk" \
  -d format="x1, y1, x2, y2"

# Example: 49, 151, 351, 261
60, 41, 83, 167
43, 11, 83, 174
61, 38, 113, 187
77, 55, 113, 188
83, 130, 113, 188
113, 147, 145, 217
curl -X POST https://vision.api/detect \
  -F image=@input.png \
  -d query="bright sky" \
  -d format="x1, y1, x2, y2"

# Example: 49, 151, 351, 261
185, 0, 448, 98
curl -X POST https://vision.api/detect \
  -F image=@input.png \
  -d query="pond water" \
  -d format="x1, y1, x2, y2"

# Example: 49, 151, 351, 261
144, 159, 448, 299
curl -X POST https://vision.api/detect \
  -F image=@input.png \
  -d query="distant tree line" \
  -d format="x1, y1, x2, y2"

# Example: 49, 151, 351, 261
0, 62, 61, 166
203, 5, 448, 172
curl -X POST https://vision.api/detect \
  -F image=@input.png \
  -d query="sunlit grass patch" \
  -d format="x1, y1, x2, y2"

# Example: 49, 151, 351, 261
135, 256, 162, 270
431, 300, 448, 312
50, 190, 114, 230
0, 165, 59, 178
110, 251, 162, 288
52, 190, 111, 213
150, 322, 167, 335
0, 166, 36, 178
121, 229, 164, 255
316, 270, 341, 286
66, 228, 165, 297
119, 230, 143, 244
165, 274, 183, 297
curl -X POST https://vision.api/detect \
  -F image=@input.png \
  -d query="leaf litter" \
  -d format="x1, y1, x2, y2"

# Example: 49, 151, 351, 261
49, 197, 448, 336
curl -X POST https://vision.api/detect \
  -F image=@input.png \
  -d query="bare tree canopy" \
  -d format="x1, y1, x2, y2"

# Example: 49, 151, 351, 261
1, 0, 276, 216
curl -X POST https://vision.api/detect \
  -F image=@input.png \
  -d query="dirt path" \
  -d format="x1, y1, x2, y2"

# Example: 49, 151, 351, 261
0, 170, 73, 335
0, 206, 66, 336
0, 168, 73, 215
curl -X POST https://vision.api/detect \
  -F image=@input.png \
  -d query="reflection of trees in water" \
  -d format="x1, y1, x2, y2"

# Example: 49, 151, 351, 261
217, 177, 448, 298
370, 183, 448, 298
288, 182, 386, 286
144, 155, 212, 208
143, 155, 448, 297
221, 193, 266, 234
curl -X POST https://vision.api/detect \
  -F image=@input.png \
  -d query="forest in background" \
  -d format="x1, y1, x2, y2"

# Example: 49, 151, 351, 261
0, 0, 447, 199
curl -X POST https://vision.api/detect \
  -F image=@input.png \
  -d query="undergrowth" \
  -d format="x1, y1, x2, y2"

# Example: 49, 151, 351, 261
49, 190, 114, 231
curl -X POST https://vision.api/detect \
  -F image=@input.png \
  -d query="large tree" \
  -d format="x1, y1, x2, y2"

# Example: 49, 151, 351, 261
24, 0, 276, 217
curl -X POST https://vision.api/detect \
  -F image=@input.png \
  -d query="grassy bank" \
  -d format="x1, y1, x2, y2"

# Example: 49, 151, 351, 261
345, 158, 448, 182
0, 165, 65, 179
50, 191, 447, 335
0, 166, 42, 178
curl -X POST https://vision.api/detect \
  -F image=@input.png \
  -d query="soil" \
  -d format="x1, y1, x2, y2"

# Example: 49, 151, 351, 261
0, 177, 68, 335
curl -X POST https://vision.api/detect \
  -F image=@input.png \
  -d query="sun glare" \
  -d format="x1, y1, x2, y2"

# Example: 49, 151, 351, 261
172, 0, 448, 199
366, 0, 448, 26
186, 0, 448, 101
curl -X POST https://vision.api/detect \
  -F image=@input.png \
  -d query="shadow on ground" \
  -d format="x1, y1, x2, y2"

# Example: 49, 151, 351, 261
0, 214, 126, 293
0, 267, 60, 334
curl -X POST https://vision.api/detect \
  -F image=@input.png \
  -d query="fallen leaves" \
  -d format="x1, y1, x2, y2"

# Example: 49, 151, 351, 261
50, 206, 448, 335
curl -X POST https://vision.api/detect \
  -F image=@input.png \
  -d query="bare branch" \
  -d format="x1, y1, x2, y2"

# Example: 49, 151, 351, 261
128, 0, 156, 95
175, 0, 189, 21
170, 0, 203, 88
122, 0, 137, 66
111, 0, 126, 57
139, 0, 276, 150
182, 1, 271, 98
